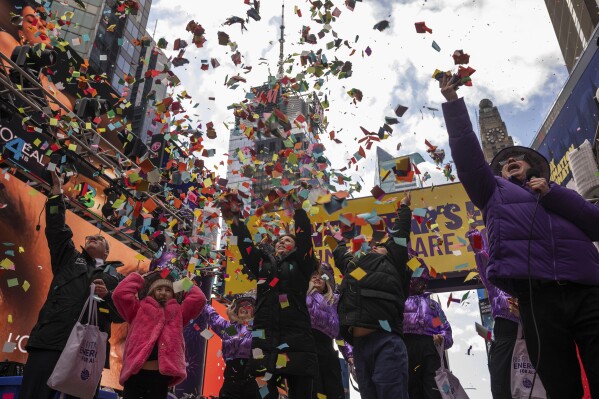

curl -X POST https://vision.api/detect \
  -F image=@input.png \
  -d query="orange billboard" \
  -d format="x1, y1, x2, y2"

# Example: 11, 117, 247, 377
0, 173, 149, 389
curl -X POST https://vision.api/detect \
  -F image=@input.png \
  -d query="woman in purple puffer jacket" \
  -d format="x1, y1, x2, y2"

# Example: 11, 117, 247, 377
197, 291, 257, 399
307, 263, 353, 399
403, 266, 453, 399
466, 226, 520, 399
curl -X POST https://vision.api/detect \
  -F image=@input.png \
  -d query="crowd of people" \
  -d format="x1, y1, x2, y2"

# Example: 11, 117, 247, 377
14, 79, 599, 399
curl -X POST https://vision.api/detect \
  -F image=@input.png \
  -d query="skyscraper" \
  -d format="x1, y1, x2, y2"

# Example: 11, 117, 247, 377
226, 4, 324, 210
478, 99, 515, 163
545, 0, 599, 72
51, 0, 154, 94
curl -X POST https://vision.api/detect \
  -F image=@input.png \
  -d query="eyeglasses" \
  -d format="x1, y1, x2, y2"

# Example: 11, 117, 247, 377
498, 154, 525, 167
85, 235, 107, 244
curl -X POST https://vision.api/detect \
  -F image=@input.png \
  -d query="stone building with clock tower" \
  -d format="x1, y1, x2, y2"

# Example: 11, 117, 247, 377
478, 99, 514, 163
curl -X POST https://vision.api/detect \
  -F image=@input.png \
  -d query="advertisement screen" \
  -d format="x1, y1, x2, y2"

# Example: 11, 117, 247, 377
531, 45, 599, 186
0, 174, 150, 388
225, 182, 484, 295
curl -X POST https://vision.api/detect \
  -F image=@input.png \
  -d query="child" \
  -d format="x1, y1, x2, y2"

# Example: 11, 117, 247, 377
403, 267, 453, 399
334, 191, 413, 399
198, 291, 257, 399
307, 263, 352, 399
112, 271, 206, 399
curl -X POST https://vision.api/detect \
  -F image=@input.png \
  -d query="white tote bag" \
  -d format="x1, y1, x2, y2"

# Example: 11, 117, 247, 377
511, 323, 547, 399
434, 339, 470, 399
47, 284, 108, 399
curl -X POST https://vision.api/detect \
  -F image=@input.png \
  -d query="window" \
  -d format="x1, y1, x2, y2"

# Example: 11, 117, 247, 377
126, 19, 139, 39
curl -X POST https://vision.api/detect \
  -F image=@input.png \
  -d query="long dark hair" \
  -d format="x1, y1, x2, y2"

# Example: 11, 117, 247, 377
0, 0, 38, 38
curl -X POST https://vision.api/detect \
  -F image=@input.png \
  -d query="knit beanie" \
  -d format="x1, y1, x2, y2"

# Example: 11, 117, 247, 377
148, 278, 174, 296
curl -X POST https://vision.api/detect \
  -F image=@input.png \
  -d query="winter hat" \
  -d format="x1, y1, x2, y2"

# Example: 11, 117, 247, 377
148, 279, 174, 296
231, 290, 256, 314
490, 146, 550, 181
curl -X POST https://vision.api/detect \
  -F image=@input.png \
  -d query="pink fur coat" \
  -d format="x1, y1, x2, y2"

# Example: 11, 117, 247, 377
113, 272, 206, 386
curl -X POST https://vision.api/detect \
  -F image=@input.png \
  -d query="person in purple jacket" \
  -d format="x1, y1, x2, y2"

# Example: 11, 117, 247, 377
403, 266, 453, 399
440, 76, 599, 398
466, 226, 520, 399
197, 291, 257, 399
306, 263, 353, 399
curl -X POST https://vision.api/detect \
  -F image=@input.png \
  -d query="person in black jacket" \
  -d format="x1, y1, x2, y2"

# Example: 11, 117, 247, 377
20, 172, 125, 399
333, 191, 412, 399
229, 203, 318, 399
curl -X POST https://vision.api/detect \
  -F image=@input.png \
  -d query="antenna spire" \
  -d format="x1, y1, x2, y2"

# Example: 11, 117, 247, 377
277, 2, 285, 79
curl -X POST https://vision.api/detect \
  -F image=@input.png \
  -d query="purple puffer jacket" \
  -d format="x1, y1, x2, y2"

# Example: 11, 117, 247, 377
443, 98, 599, 295
403, 293, 453, 350
466, 228, 519, 324
307, 292, 353, 360
197, 304, 252, 361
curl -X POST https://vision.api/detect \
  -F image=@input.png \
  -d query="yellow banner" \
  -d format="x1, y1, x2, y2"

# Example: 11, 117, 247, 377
224, 182, 482, 295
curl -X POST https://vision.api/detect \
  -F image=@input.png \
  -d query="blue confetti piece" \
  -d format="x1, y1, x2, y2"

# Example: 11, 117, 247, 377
379, 320, 391, 332
393, 237, 407, 247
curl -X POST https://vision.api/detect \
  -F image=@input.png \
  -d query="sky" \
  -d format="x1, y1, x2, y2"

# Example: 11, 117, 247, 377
147, 1, 570, 397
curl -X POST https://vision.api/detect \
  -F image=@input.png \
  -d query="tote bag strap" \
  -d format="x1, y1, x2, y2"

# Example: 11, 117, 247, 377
435, 336, 445, 365
76, 283, 97, 325
517, 321, 525, 340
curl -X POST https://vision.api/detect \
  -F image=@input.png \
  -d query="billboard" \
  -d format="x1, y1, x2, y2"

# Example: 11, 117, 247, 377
224, 182, 483, 295
531, 28, 599, 187
0, 174, 150, 389
0, 0, 133, 183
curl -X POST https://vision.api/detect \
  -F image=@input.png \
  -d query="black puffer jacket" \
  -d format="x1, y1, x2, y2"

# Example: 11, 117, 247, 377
334, 205, 412, 345
231, 208, 318, 377
26, 195, 124, 368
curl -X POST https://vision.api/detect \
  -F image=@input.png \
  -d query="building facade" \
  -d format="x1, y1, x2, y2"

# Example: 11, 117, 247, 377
478, 99, 515, 163
226, 89, 322, 210
545, 0, 599, 72
51, 0, 153, 95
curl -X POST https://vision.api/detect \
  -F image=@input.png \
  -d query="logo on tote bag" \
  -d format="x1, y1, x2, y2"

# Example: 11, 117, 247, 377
80, 369, 90, 381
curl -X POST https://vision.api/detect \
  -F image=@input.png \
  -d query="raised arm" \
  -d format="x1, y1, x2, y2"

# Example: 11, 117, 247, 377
201, 303, 233, 339
230, 217, 263, 279
540, 183, 599, 241
181, 285, 206, 326
293, 208, 314, 262
385, 193, 413, 268
45, 172, 76, 274
332, 241, 355, 275
112, 272, 144, 323
440, 79, 497, 209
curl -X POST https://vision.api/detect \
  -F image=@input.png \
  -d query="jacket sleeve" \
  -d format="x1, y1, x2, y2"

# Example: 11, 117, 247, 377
332, 241, 355, 275
203, 304, 232, 339
293, 208, 314, 264
102, 291, 126, 323
181, 285, 206, 326
385, 205, 412, 268
230, 220, 263, 279
443, 98, 497, 209
307, 292, 340, 338
434, 301, 453, 350
45, 195, 77, 274
112, 272, 144, 324
540, 183, 599, 241
338, 341, 353, 360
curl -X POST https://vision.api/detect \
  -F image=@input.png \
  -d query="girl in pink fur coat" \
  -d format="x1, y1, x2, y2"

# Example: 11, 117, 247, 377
112, 271, 206, 399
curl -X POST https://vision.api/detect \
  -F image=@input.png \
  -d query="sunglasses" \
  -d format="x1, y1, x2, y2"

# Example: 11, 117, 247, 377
498, 154, 526, 167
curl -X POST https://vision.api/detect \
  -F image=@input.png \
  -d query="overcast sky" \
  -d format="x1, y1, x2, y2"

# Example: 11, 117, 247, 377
148, 0, 569, 397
